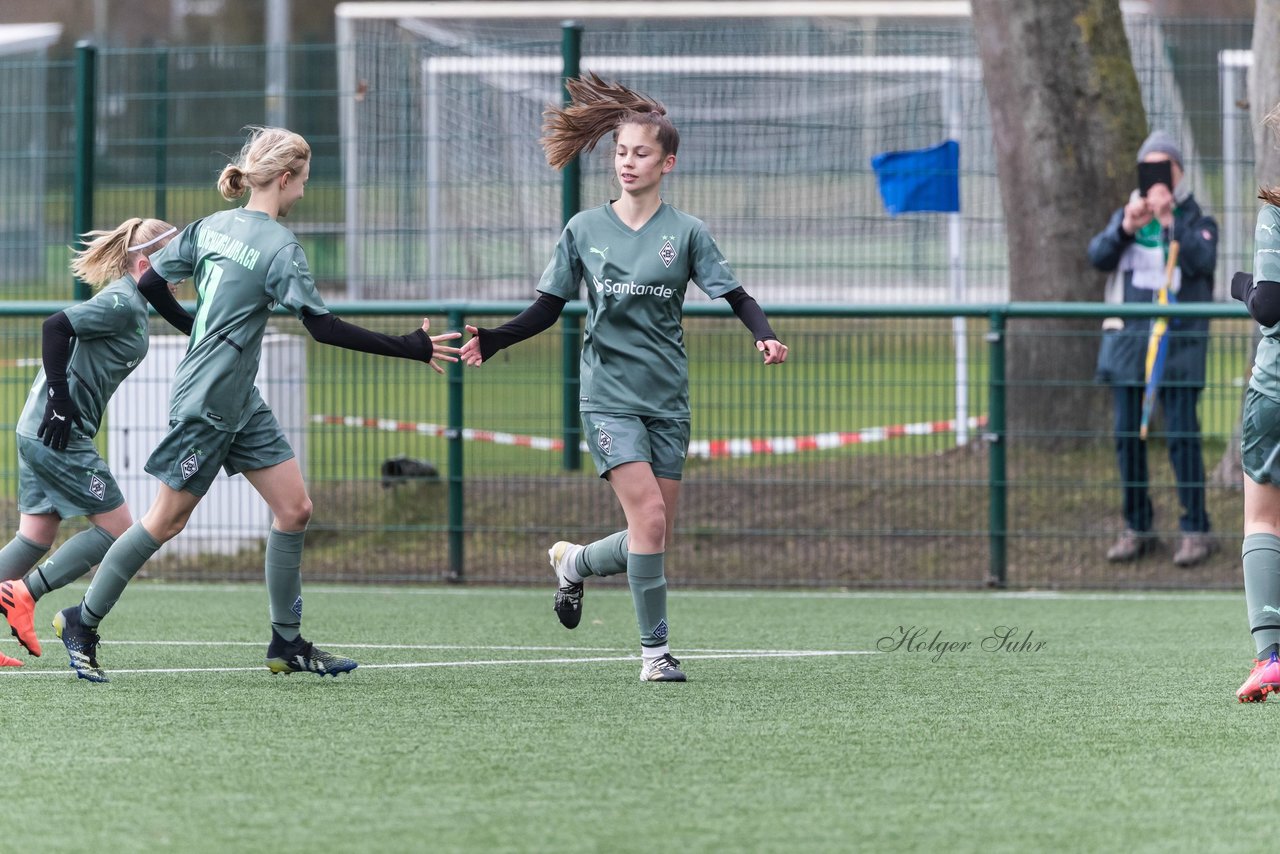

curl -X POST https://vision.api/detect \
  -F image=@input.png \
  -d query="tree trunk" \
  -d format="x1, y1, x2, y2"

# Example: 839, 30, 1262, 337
970, 0, 1148, 439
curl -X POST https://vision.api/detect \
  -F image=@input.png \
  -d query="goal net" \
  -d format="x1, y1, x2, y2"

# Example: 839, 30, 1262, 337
336, 2, 1194, 303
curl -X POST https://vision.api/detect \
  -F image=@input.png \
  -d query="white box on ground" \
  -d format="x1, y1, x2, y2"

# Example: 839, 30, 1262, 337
106, 332, 307, 556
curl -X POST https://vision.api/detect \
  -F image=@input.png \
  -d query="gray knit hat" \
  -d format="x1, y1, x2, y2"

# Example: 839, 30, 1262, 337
1137, 130, 1183, 168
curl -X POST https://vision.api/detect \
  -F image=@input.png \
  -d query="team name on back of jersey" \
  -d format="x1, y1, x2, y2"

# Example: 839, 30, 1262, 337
197, 228, 262, 271
592, 274, 675, 299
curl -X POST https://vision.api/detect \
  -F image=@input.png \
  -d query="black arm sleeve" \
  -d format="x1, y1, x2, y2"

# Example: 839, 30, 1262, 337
1234, 272, 1280, 328
41, 311, 75, 389
475, 293, 567, 362
722, 287, 778, 342
301, 312, 434, 362
137, 266, 195, 335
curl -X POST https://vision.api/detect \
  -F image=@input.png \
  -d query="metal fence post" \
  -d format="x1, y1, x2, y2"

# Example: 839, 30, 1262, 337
560, 21, 583, 471
154, 48, 169, 222
985, 311, 1007, 587
73, 41, 96, 302
447, 307, 466, 581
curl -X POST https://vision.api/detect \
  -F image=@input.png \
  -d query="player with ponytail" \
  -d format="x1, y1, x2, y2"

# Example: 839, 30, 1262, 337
0, 218, 185, 665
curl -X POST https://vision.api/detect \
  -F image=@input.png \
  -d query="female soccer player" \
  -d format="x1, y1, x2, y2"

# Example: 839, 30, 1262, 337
1235, 106, 1280, 702
458, 74, 788, 682
0, 218, 185, 667
53, 126, 462, 682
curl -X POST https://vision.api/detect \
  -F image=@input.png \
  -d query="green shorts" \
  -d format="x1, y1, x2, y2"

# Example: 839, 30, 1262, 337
581, 411, 691, 480
1243, 386, 1280, 485
16, 434, 125, 518
145, 405, 294, 497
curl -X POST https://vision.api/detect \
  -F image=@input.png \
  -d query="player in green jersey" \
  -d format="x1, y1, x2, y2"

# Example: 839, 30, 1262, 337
52, 127, 462, 682
1231, 106, 1280, 701
459, 75, 788, 682
0, 218, 184, 667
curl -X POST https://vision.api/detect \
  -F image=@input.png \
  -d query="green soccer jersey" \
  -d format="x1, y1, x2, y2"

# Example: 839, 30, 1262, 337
537, 202, 740, 418
149, 208, 329, 432
1252, 204, 1280, 401
17, 276, 150, 441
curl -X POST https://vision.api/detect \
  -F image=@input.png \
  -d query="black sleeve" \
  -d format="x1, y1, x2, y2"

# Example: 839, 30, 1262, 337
474, 293, 567, 362
137, 266, 195, 335
1235, 273, 1280, 328
41, 311, 75, 389
722, 287, 778, 342
301, 311, 434, 362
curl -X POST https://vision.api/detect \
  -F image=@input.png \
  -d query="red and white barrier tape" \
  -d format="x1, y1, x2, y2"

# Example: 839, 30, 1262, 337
312, 414, 988, 459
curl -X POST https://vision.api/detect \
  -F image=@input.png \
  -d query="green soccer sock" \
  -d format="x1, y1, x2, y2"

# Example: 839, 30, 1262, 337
82, 523, 161, 627
24, 525, 116, 602
1243, 533, 1280, 656
266, 528, 306, 642
0, 533, 51, 582
580, 530, 629, 578
627, 551, 669, 648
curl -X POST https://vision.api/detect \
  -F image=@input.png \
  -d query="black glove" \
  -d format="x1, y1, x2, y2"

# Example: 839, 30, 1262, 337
1232, 271, 1254, 302
36, 384, 83, 451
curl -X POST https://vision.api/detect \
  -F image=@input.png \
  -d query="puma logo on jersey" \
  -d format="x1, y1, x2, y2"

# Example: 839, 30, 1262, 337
1261, 222, 1280, 237
589, 246, 609, 260
111, 295, 124, 309
1264, 605, 1280, 616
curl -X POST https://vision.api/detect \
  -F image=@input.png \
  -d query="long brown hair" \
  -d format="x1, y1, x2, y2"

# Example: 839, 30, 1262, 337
540, 73, 680, 170
70, 218, 177, 291
217, 126, 311, 200
1261, 104, 1280, 206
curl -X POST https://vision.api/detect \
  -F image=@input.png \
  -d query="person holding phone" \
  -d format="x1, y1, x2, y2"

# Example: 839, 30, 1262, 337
1087, 130, 1218, 567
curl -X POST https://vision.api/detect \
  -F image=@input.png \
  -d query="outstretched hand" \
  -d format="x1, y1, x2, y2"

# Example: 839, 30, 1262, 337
757, 338, 788, 365
459, 325, 485, 367
422, 317, 463, 375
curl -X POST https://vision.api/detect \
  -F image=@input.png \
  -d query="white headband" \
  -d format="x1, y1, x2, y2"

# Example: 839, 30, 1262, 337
127, 226, 178, 253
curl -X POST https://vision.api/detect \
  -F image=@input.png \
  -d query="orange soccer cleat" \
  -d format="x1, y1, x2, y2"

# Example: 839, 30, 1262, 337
0, 579, 40, 657
0, 649, 21, 667
1237, 652, 1280, 703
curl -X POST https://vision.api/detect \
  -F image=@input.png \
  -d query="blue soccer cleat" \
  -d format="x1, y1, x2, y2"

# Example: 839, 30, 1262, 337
53, 605, 108, 683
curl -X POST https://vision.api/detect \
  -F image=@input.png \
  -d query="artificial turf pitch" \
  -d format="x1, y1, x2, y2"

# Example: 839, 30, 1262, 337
1, 583, 1261, 853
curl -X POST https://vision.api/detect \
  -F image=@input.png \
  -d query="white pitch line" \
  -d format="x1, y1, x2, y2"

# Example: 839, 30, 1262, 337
0, 649, 876, 677
46, 641, 855, 655
72, 582, 1241, 603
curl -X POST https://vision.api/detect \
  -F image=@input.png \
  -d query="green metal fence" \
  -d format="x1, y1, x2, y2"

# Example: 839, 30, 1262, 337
0, 13, 1265, 589
0, 16, 1258, 302
0, 301, 1257, 590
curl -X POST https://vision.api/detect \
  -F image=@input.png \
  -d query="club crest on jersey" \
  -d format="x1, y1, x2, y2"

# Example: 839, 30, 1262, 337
598, 428, 613, 456
180, 453, 200, 481
88, 474, 106, 502
659, 238, 677, 268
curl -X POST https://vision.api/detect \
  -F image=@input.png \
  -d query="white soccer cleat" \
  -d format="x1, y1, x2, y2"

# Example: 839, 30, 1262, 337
640, 653, 687, 682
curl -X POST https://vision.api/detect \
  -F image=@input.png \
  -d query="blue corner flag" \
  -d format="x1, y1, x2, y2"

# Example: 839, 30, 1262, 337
870, 140, 960, 215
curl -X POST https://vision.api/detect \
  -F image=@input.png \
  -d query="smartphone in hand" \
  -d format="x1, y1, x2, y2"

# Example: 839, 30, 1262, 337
1138, 160, 1174, 197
